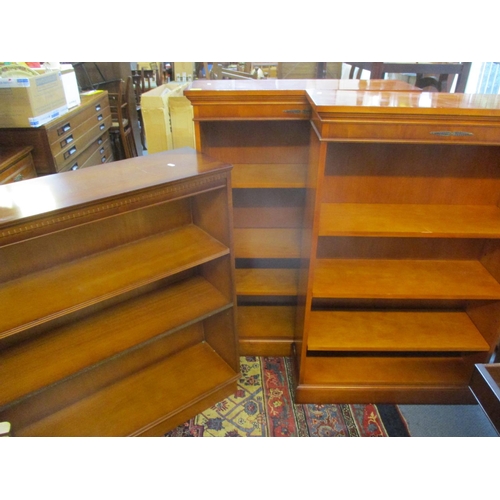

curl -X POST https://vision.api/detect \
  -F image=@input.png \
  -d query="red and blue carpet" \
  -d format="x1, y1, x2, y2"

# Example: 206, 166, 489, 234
165, 356, 410, 437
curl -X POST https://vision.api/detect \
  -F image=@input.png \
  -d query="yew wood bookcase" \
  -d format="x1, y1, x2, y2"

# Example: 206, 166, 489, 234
187, 80, 500, 404
0, 147, 239, 436
185, 79, 418, 356
296, 90, 500, 404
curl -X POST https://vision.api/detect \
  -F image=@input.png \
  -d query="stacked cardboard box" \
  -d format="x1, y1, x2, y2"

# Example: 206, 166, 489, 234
141, 82, 195, 154
0, 71, 67, 128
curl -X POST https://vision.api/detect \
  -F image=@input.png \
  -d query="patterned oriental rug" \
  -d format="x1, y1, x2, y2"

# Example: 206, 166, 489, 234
165, 356, 411, 437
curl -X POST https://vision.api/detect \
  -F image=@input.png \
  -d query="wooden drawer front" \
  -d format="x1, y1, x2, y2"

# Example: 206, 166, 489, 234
81, 138, 112, 169
49, 104, 111, 159
314, 117, 500, 145
59, 134, 111, 172
53, 113, 112, 171
0, 153, 37, 184
46, 95, 109, 147
195, 103, 311, 120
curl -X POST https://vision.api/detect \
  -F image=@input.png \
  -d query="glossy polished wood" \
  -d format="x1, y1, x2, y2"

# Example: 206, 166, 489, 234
297, 356, 475, 404
187, 78, 419, 93
307, 89, 500, 116
186, 79, 500, 390
16, 342, 238, 437
319, 204, 500, 238
187, 80, 420, 121
0, 276, 230, 407
0, 147, 231, 230
0, 146, 36, 184
308, 311, 489, 352
186, 79, 420, 356
295, 88, 500, 404
345, 62, 472, 93
0, 147, 238, 436
237, 305, 296, 354
307, 90, 500, 144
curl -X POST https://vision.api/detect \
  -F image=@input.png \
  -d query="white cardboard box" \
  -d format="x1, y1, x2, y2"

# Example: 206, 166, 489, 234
60, 65, 81, 109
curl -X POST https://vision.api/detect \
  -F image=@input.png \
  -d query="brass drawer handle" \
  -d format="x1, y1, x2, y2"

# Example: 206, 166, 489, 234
95, 104, 101, 112
14, 174, 23, 182
430, 131, 474, 137
101, 156, 106, 163
97, 114, 103, 121
99, 124, 105, 131
71, 163, 79, 171
283, 109, 310, 115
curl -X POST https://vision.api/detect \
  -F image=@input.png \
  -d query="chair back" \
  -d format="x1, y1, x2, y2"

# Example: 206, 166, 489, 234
107, 77, 138, 159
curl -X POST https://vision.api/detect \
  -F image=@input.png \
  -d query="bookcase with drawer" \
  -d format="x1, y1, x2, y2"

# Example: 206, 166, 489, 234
0, 147, 239, 436
185, 79, 419, 356
295, 89, 500, 404
0, 91, 112, 175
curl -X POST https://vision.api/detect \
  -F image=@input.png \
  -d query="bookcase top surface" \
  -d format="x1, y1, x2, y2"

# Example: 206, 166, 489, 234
185, 79, 418, 96
306, 89, 500, 116
0, 147, 231, 227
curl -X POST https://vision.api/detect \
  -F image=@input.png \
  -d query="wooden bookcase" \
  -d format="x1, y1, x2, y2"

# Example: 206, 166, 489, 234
185, 79, 418, 356
0, 147, 239, 436
295, 90, 500, 404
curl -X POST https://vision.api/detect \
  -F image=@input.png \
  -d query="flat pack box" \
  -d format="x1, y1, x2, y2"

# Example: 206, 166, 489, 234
141, 82, 195, 154
60, 65, 81, 109
0, 71, 68, 128
169, 96, 196, 149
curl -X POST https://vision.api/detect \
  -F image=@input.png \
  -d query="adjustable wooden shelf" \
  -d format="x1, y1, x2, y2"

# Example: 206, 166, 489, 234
296, 89, 500, 403
0, 147, 239, 436
186, 79, 418, 356
186, 80, 500, 404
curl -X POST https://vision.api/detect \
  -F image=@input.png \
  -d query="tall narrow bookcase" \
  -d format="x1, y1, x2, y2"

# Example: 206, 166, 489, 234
185, 79, 418, 355
0, 147, 239, 436
296, 90, 500, 404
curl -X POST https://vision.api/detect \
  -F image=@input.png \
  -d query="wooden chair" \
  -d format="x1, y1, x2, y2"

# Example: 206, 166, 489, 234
150, 62, 164, 86
347, 63, 370, 79
344, 62, 472, 92
141, 68, 155, 90
132, 73, 146, 150
108, 77, 138, 160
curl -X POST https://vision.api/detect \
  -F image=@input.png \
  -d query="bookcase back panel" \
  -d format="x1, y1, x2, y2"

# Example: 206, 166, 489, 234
199, 121, 310, 165
323, 143, 500, 205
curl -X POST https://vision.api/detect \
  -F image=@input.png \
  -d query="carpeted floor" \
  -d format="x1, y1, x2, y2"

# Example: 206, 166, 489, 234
165, 356, 410, 437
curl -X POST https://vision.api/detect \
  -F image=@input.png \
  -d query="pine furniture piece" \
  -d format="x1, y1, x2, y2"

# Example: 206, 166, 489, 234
295, 89, 500, 404
0, 146, 36, 184
0, 91, 112, 175
185, 79, 420, 356
0, 147, 239, 436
